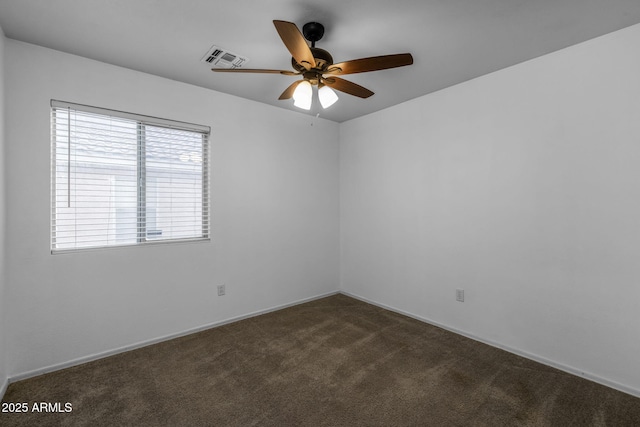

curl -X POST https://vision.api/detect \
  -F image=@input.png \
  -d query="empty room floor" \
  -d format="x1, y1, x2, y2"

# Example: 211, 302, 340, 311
2, 294, 639, 426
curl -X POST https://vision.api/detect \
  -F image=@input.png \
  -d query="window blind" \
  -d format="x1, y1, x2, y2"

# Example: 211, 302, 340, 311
51, 100, 210, 252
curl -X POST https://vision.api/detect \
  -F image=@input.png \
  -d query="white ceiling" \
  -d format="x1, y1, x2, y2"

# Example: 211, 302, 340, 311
1, 0, 640, 122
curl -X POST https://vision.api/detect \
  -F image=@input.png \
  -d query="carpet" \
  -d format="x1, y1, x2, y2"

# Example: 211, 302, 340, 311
2, 293, 639, 426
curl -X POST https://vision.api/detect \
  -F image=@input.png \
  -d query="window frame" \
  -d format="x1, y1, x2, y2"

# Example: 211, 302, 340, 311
50, 100, 211, 254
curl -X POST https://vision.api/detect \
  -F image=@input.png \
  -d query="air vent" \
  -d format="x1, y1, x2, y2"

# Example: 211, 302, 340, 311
201, 45, 249, 69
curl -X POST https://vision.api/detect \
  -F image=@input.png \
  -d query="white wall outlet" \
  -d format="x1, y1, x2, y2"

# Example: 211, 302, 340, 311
456, 289, 464, 302
217, 285, 226, 296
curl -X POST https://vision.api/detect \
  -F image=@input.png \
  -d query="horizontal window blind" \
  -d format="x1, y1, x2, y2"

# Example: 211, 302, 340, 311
51, 100, 210, 252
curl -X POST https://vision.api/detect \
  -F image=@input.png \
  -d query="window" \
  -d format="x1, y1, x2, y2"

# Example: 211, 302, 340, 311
51, 100, 210, 252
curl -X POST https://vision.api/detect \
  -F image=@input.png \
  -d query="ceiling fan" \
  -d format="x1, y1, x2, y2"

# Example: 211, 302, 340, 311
212, 20, 414, 110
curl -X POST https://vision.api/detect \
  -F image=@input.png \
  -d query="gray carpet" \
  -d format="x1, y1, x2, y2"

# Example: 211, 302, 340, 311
2, 293, 640, 426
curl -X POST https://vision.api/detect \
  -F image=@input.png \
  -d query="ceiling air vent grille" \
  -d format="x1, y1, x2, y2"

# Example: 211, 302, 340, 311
201, 45, 249, 69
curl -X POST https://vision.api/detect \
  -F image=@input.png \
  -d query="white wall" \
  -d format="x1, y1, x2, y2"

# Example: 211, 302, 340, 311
4, 40, 339, 378
0, 23, 8, 396
340, 23, 640, 396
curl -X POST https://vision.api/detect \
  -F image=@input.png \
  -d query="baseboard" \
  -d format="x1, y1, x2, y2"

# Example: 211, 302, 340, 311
0, 376, 8, 401
9, 290, 339, 384
340, 290, 640, 399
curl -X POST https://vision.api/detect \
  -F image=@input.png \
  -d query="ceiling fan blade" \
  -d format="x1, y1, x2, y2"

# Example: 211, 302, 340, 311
325, 53, 413, 75
278, 80, 304, 100
273, 20, 316, 70
323, 77, 374, 98
212, 68, 299, 76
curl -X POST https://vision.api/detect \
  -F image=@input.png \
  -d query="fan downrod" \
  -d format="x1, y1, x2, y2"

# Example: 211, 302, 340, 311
302, 22, 324, 47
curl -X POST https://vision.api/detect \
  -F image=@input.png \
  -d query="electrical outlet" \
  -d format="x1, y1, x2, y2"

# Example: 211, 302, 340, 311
456, 289, 464, 302
217, 285, 226, 296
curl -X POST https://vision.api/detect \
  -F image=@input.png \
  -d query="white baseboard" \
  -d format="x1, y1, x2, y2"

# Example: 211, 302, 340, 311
9, 290, 339, 384
0, 376, 8, 401
10, 289, 637, 400
341, 290, 640, 399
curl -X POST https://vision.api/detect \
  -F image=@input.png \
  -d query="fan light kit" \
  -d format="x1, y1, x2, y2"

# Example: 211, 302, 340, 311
213, 20, 413, 111
292, 80, 313, 109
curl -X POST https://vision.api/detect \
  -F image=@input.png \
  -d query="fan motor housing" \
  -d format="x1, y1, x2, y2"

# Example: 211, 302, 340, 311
291, 47, 334, 73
